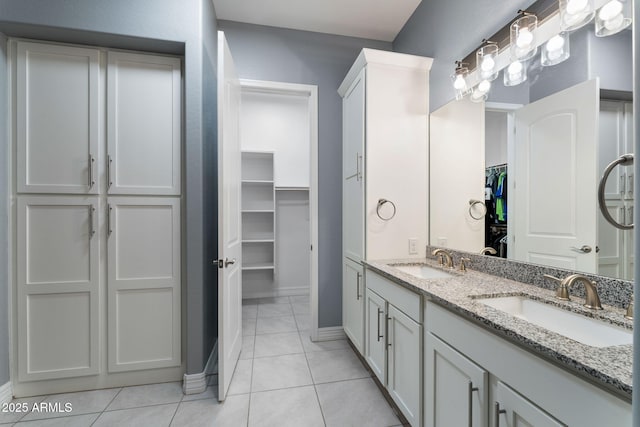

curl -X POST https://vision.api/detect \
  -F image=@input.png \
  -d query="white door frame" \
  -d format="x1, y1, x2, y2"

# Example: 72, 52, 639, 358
239, 79, 320, 341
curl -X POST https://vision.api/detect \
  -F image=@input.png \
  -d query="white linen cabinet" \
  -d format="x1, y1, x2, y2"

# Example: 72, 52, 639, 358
13, 40, 182, 393
339, 49, 432, 353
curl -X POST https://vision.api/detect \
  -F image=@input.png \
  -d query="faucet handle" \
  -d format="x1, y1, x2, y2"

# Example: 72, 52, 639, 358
625, 295, 634, 320
543, 274, 570, 301
459, 257, 471, 272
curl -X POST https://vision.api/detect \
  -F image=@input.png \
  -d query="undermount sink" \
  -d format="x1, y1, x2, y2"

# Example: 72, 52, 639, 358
392, 264, 455, 279
479, 295, 632, 348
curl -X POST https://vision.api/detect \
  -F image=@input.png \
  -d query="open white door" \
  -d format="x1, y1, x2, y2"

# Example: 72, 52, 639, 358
217, 31, 242, 402
513, 79, 599, 272
429, 99, 485, 251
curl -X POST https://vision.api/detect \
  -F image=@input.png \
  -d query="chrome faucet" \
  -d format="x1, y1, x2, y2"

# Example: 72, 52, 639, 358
432, 248, 454, 269
480, 247, 497, 255
543, 273, 603, 310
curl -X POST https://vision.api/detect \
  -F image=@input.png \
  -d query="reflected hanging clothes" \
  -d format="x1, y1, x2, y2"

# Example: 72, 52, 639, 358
495, 171, 507, 223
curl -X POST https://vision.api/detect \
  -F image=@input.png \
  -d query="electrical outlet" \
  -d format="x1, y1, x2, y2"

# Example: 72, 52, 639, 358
409, 238, 418, 254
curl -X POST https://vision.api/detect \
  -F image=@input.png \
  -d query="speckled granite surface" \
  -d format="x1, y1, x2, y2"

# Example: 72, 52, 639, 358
364, 257, 633, 401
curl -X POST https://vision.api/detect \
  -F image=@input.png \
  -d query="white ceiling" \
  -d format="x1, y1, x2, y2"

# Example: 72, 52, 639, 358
212, 0, 423, 42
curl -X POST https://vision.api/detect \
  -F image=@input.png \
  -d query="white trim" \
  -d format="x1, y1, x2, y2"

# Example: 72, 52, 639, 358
182, 372, 206, 395
243, 287, 309, 300
239, 79, 320, 344
316, 327, 347, 342
0, 382, 12, 404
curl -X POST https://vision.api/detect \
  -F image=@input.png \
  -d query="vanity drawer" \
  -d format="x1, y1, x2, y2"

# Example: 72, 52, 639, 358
366, 270, 422, 322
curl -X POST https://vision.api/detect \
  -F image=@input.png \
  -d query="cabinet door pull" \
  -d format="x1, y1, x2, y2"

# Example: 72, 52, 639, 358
89, 206, 96, 238
88, 154, 96, 188
494, 402, 506, 427
386, 316, 392, 348
107, 155, 113, 189
107, 204, 113, 235
377, 308, 384, 342
468, 381, 479, 427
356, 272, 361, 300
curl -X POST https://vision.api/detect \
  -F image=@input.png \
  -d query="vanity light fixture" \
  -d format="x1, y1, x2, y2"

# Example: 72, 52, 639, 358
451, 61, 470, 100
595, 0, 631, 36
510, 12, 538, 61
559, 0, 595, 31
541, 33, 570, 66
503, 60, 527, 86
476, 41, 499, 81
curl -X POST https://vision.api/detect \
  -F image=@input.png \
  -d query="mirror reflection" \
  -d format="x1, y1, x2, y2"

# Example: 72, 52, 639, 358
430, 23, 633, 281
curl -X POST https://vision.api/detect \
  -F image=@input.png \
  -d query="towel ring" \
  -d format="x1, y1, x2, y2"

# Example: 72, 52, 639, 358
376, 199, 396, 221
598, 154, 634, 230
468, 199, 487, 220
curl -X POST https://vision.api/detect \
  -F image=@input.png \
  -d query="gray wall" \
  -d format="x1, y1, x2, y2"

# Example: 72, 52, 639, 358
218, 20, 391, 327
0, 0, 218, 377
0, 32, 8, 386
393, 0, 535, 112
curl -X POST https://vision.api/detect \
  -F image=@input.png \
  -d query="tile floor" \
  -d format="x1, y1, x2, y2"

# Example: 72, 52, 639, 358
1, 295, 403, 426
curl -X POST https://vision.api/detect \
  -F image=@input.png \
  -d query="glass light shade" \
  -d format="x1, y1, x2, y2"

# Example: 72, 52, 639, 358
451, 64, 470, 100
476, 43, 499, 81
559, 0, 595, 31
595, 0, 631, 37
503, 60, 527, 86
470, 88, 488, 103
541, 33, 570, 66
510, 14, 538, 60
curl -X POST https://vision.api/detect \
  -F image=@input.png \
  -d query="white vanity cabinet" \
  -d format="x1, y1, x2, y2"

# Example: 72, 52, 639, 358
339, 48, 432, 363
365, 270, 422, 427
425, 302, 631, 427
343, 258, 365, 352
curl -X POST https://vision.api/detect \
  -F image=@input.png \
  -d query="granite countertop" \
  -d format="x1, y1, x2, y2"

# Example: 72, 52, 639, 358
363, 258, 633, 400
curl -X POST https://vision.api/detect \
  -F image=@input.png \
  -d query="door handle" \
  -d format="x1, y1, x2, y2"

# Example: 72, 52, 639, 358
377, 308, 384, 342
89, 206, 96, 238
494, 402, 506, 427
213, 258, 235, 268
107, 155, 113, 189
570, 245, 592, 253
468, 381, 479, 427
88, 154, 95, 188
225, 258, 236, 267
356, 272, 361, 300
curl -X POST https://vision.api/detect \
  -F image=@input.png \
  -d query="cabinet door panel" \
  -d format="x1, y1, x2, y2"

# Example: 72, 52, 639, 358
17, 196, 100, 381
108, 52, 181, 195
343, 258, 364, 353
17, 42, 100, 194
107, 197, 181, 372
388, 304, 422, 427
365, 289, 386, 383
343, 69, 365, 262
425, 333, 488, 427
495, 381, 565, 427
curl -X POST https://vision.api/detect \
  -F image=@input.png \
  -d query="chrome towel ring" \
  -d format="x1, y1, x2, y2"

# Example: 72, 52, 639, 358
376, 199, 396, 221
468, 199, 487, 220
598, 154, 634, 230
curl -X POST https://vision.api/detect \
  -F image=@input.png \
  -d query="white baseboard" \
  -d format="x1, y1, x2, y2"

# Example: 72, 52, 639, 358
316, 327, 346, 341
183, 340, 218, 395
243, 287, 309, 300
0, 381, 12, 404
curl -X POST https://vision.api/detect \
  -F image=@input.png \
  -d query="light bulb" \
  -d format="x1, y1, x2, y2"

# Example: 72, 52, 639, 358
507, 61, 523, 77
604, 12, 624, 30
477, 80, 491, 94
566, 0, 588, 15
546, 35, 565, 53
470, 89, 486, 103
598, 0, 623, 21
481, 56, 495, 72
516, 28, 534, 49
453, 74, 466, 90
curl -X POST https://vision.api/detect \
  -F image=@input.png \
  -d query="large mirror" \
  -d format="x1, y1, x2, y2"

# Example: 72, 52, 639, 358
429, 22, 633, 281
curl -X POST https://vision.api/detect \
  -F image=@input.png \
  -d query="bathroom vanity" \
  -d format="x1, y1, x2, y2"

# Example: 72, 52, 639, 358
359, 255, 632, 426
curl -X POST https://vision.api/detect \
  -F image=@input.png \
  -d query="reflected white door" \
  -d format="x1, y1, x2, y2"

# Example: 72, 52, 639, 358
429, 99, 485, 251
513, 79, 599, 272
217, 31, 243, 401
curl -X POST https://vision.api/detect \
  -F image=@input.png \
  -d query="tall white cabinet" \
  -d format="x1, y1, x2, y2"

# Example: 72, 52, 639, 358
13, 40, 182, 394
339, 49, 432, 352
